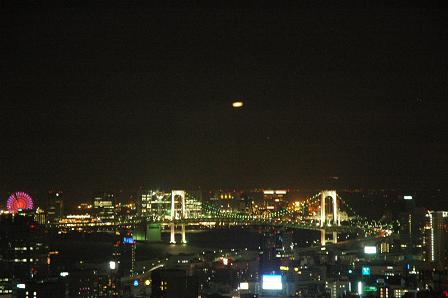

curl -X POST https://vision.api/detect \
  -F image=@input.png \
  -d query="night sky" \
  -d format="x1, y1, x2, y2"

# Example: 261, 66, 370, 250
1, 2, 447, 194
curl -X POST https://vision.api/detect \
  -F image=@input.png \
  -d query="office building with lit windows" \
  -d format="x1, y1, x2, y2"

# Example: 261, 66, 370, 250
0, 213, 49, 294
138, 191, 171, 219
426, 211, 448, 269
263, 190, 288, 211
93, 193, 115, 223
398, 195, 427, 259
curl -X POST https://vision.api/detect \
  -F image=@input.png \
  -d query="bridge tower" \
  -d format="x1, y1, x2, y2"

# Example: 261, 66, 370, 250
170, 190, 187, 244
320, 190, 339, 246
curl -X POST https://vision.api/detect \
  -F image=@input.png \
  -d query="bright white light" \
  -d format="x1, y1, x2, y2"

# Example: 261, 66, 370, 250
232, 101, 244, 108
222, 257, 229, 266
262, 275, 282, 290
364, 246, 377, 254
17, 284, 26, 289
357, 281, 363, 295
275, 190, 287, 195
239, 282, 249, 290
60, 272, 69, 277
109, 261, 116, 270
404, 196, 413, 200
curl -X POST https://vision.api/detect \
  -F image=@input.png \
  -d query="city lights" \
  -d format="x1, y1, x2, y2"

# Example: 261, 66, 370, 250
362, 266, 371, 276
109, 261, 116, 270
262, 274, 282, 290
364, 246, 377, 255
239, 282, 249, 290
222, 257, 229, 266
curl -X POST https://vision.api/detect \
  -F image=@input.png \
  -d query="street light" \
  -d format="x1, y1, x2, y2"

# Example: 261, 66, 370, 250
109, 261, 116, 270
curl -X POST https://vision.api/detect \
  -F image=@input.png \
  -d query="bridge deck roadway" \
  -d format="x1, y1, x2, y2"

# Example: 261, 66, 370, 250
155, 217, 361, 233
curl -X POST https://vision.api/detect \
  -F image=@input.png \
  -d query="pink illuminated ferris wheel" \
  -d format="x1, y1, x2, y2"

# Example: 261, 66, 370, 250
6, 191, 33, 213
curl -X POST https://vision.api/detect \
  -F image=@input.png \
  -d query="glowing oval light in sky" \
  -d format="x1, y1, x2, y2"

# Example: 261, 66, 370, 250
232, 101, 244, 108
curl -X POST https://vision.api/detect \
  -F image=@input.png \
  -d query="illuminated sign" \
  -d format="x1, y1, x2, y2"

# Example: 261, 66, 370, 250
362, 266, 371, 276
404, 196, 413, 200
364, 246, 377, 254
239, 282, 249, 290
17, 284, 26, 289
60, 272, 69, 277
123, 237, 135, 245
133, 280, 139, 287
262, 274, 282, 290
364, 286, 377, 292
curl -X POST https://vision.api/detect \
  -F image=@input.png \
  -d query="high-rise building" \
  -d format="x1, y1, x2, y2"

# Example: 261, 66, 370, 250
426, 211, 448, 269
184, 192, 202, 219
93, 193, 115, 223
46, 191, 63, 224
34, 207, 46, 225
263, 190, 288, 211
138, 191, 171, 220
0, 213, 49, 294
398, 195, 426, 259
112, 231, 136, 278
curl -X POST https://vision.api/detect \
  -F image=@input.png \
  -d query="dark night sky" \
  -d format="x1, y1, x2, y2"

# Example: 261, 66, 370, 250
1, 1, 447, 194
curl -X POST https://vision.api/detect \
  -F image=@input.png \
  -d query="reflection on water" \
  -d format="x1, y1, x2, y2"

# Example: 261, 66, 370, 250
137, 227, 262, 260
137, 226, 320, 260
50, 227, 320, 267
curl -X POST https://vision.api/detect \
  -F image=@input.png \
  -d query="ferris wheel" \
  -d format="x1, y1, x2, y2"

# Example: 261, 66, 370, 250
6, 191, 33, 213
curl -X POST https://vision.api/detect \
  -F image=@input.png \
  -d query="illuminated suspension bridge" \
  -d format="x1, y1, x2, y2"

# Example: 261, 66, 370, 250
161, 190, 392, 246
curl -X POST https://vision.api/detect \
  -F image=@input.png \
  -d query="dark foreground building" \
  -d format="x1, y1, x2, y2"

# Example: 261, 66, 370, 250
151, 268, 198, 298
